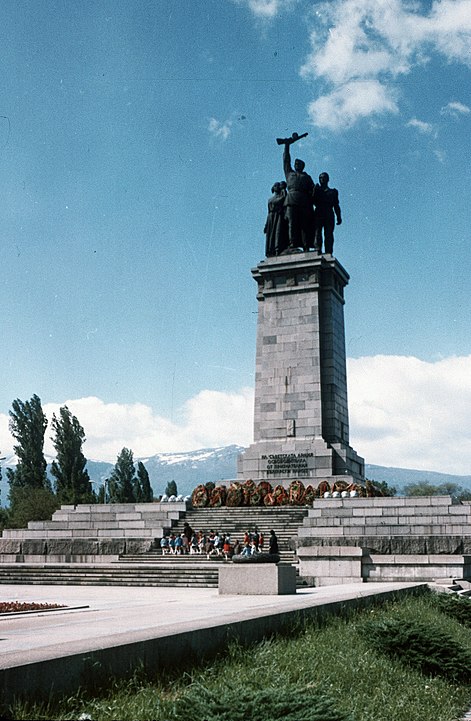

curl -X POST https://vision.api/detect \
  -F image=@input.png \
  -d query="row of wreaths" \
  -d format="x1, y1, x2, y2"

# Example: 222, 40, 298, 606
191, 479, 382, 508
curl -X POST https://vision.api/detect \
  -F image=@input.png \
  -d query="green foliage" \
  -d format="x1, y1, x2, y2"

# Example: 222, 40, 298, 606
361, 616, 471, 682
50, 406, 93, 505
96, 482, 106, 503
7, 394, 49, 492
108, 448, 137, 503
6, 486, 59, 529
134, 462, 153, 503
0, 505, 9, 532
404, 480, 471, 500
9, 593, 471, 721
172, 682, 351, 721
165, 480, 177, 497
433, 592, 471, 628
368, 479, 396, 496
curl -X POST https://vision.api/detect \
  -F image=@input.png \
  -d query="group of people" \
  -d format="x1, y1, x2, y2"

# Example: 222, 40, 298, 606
240, 528, 279, 557
264, 134, 342, 257
160, 524, 280, 559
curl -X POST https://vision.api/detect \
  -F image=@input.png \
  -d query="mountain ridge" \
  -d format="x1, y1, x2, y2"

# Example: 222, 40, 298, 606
1, 445, 470, 504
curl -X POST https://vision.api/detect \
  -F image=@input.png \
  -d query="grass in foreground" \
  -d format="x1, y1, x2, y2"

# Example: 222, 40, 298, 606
10, 590, 471, 721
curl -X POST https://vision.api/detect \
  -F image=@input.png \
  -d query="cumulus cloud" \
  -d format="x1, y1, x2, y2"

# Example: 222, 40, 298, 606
301, 0, 471, 129
208, 117, 232, 141
348, 354, 471, 475
232, 0, 298, 19
2, 355, 471, 474
308, 80, 398, 131
0, 390, 255, 463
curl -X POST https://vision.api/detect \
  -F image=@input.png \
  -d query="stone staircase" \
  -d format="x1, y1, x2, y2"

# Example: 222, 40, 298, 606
0, 561, 220, 588
121, 505, 310, 564
0, 504, 311, 589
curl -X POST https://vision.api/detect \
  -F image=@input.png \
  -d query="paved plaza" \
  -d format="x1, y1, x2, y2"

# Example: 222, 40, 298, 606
0, 580, 423, 709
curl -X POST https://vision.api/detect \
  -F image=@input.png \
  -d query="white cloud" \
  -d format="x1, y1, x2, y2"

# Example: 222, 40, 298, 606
441, 100, 471, 117
348, 354, 471, 475
308, 80, 398, 131
406, 118, 435, 135
302, 0, 471, 129
208, 117, 232, 141
232, 0, 298, 19
1, 390, 255, 464
2, 354, 471, 475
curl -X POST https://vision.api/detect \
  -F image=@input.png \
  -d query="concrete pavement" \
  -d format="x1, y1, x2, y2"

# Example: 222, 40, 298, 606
0, 581, 424, 709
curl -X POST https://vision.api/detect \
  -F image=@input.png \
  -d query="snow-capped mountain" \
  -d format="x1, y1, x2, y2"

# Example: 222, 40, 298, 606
0, 445, 244, 503
1, 445, 471, 506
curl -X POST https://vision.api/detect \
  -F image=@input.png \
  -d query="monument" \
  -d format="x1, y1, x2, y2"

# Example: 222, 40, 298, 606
238, 133, 364, 488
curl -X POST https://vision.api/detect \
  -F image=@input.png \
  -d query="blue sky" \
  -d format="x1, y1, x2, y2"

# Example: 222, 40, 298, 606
1, 0, 470, 474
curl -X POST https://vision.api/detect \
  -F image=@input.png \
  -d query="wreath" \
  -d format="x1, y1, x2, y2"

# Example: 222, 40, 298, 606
242, 479, 256, 506
258, 481, 272, 499
317, 480, 331, 497
264, 492, 277, 506
191, 484, 209, 508
289, 480, 306, 505
332, 480, 350, 493
209, 485, 227, 507
226, 482, 244, 507
303, 485, 317, 504
249, 487, 263, 506
273, 484, 289, 505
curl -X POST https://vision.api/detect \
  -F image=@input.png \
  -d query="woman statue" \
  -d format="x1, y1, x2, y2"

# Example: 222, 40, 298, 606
264, 181, 288, 257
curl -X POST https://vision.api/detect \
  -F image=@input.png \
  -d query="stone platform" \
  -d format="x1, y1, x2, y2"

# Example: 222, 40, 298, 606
0, 502, 186, 562
297, 495, 471, 585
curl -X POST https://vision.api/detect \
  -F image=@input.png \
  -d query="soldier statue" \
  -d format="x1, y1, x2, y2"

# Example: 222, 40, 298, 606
313, 172, 342, 255
279, 132, 315, 252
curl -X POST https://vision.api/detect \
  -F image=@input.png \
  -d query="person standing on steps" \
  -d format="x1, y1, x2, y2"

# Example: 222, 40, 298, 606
269, 529, 279, 555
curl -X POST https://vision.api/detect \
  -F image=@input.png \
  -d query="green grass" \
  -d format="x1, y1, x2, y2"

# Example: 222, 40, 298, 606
9, 591, 471, 721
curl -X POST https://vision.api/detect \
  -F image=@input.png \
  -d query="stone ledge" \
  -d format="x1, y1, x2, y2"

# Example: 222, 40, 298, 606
218, 564, 297, 595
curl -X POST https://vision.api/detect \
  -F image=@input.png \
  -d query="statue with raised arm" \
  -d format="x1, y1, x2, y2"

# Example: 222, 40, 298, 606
313, 172, 342, 255
279, 132, 315, 252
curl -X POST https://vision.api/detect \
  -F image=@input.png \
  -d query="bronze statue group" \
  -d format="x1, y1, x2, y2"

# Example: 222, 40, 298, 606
264, 132, 342, 257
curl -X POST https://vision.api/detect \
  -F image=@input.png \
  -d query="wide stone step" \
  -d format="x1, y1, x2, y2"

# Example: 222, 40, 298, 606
0, 565, 219, 587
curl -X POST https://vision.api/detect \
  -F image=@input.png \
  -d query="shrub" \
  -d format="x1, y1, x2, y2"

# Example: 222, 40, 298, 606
361, 617, 471, 682
433, 592, 471, 628
172, 682, 352, 721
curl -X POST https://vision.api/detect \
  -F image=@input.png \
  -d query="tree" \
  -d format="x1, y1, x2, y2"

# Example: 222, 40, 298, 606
7, 486, 59, 529
5, 395, 58, 527
134, 461, 153, 503
369, 479, 397, 497
50, 405, 93, 505
108, 448, 136, 503
165, 480, 178, 497
404, 480, 471, 501
6, 394, 49, 491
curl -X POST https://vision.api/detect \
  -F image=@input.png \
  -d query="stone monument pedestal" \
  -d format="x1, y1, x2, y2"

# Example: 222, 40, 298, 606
218, 563, 297, 595
238, 251, 364, 486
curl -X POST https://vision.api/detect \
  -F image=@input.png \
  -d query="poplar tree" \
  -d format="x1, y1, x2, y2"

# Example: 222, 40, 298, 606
50, 406, 93, 504
7, 394, 49, 491
134, 461, 153, 503
108, 448, 136, 503
6, 395, 58, 527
